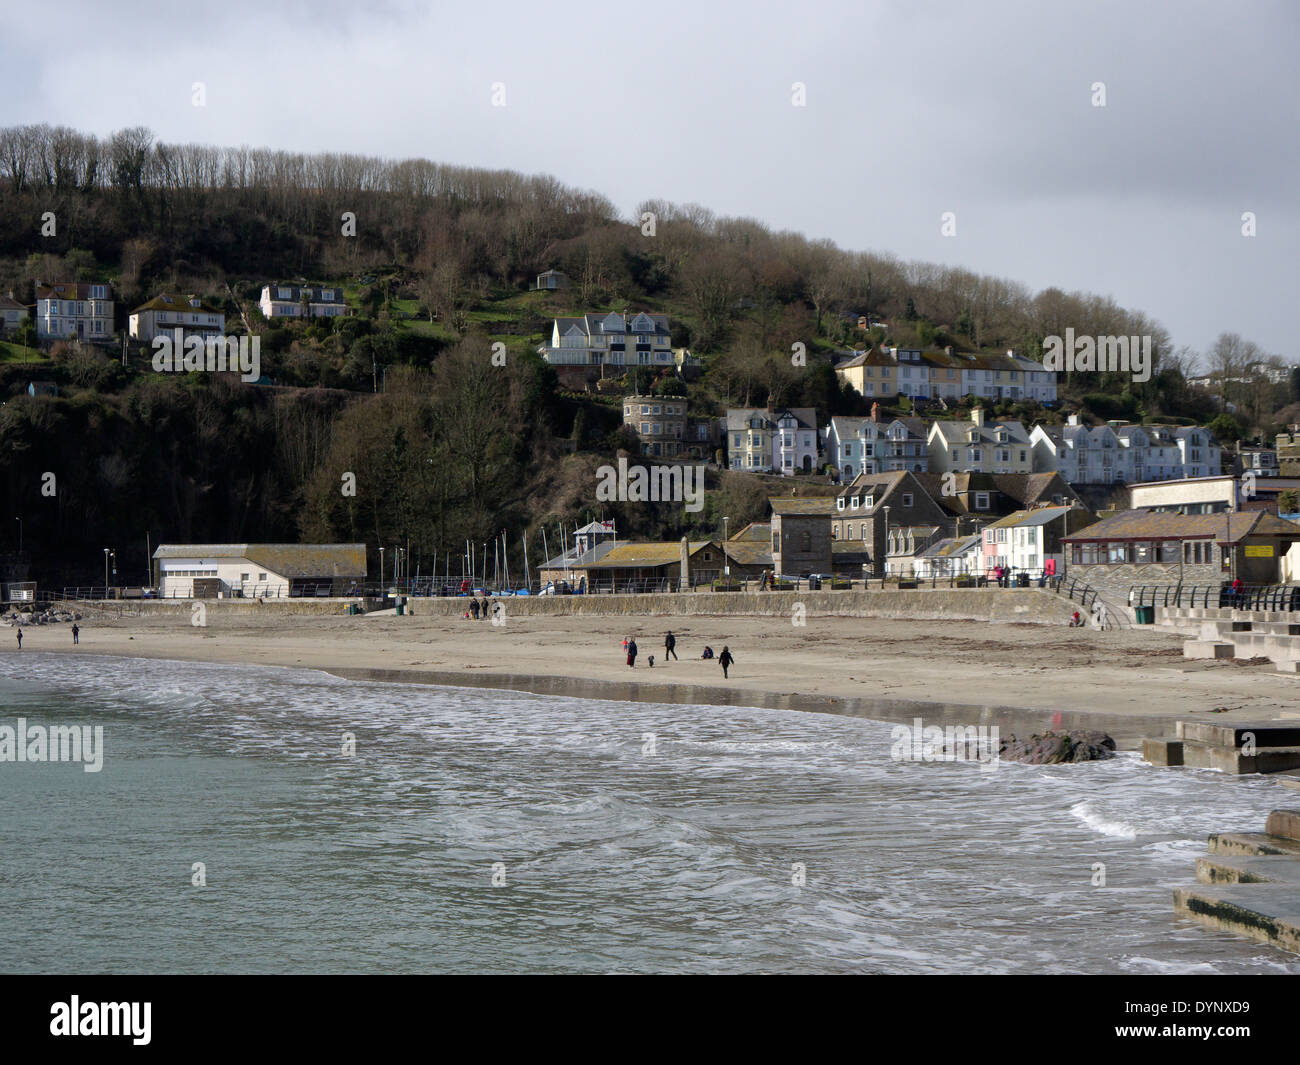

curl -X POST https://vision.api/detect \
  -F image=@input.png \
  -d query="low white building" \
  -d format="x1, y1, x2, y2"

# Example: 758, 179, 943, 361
0, 292, 28, 334
129, 293, 225, 344
153, 543, 367, 598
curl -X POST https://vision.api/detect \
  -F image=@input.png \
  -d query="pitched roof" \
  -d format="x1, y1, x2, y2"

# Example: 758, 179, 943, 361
132, 292, 223, 315
578, 541, 716, 569
36, 282, 111, 300
730, 521, 771, 542
152, 543, 367, 576
769, 497, 837, 516
721, 542, 773, 566
1062, 511, 1300, 543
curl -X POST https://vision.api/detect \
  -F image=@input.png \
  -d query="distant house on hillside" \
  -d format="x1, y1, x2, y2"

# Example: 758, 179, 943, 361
535, 270, 571, 291
258, 283, 347, 320
129, 293, 225, 344
35, 281, 114, 342
539, 310, 673, 389
0, 292, 28, 334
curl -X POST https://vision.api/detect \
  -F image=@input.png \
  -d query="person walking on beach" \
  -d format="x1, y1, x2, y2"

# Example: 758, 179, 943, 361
16, 628, 22, 650
469, 597, 480, 620
664, 631, 677, 661
72, 623, 79, 645
718, 645, 734, 679
626, 637, 638, 668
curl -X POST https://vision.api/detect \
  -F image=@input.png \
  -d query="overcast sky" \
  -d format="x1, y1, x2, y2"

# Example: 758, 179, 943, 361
3, 0, 1296, 364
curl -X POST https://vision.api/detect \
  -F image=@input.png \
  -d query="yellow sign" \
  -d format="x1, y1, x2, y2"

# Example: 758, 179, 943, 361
1244, 545, 1274, 557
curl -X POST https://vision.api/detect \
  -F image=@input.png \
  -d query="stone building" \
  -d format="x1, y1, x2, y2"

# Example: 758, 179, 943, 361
1060, 510, 1300, 603
770, 497, 835, 576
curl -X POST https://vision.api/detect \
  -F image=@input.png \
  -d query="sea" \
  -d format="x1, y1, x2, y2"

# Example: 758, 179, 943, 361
0, 654, 1296, 974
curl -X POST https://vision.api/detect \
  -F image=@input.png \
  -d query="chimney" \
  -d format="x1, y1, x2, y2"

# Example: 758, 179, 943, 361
1067, 414, 1080, 427
971, 407, 985, 428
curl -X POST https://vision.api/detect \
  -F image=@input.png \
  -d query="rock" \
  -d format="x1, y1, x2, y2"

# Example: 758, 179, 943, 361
1000, 729, 1116, 764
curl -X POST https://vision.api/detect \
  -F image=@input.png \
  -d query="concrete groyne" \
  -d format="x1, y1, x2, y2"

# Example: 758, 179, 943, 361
1175, 810, 1300, 955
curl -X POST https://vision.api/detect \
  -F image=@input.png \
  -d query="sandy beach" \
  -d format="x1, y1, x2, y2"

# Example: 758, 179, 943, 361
9, 609, 1298, 747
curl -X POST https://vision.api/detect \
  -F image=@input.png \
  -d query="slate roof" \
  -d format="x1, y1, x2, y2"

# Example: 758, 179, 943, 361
730, 522, 771, 542
1061, 511, 1300, 544
721, 542, 773, 566
36, 282, 111, 300
769, 497, 838, 516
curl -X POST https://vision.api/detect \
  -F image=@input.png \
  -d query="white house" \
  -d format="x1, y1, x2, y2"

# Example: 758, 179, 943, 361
1031, 415, 1221, 485
913, 533, 983, 579
35, 282, 113, 342
538, 311, 673, 370
259, 283, 347, 320
772, 408, 819, 475
928, 409, 1033, 474
153, 543, 368, 599
129, 293, 225, 344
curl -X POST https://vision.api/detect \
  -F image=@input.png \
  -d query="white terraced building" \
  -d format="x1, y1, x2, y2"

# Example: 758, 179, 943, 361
152, 543, 367, 598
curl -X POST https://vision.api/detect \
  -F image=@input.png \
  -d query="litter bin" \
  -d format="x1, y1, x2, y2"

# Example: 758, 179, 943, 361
1016, 573, 1029, 588
808, 575, 822, 591
1135, 605, 1155, 625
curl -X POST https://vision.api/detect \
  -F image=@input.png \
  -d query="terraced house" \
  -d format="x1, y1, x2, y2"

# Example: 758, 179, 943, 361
928, 409, 1033, 474
35, 281, 114, 342
724, 406, 819, 474
1030, 415, 1222, 484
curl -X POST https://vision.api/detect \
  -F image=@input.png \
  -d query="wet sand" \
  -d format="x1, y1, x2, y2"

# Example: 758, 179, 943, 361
12, 609, 1300, 748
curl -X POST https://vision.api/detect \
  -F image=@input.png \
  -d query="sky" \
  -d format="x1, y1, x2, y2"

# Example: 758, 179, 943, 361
2, 0, 1296, 365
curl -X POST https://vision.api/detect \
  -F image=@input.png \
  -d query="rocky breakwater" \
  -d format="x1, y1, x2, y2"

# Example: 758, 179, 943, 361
999, 730, 1117, 764
4, 607, 83, 627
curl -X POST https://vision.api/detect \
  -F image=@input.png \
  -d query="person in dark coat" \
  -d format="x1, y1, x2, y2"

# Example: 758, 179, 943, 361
701, 645, 714, 659
626, 638, 638, 668
664, 631, 678, 661
72, 623, 79, 645
470, 597, 480, 620
718, 646, 734, 678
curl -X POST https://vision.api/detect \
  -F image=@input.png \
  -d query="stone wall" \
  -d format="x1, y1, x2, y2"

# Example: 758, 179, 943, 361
1066, 562, 1220, 604
409, 588, 1076, 624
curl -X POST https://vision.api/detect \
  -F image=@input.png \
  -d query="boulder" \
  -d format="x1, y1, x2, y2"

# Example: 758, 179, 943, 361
1000, 729, 1116, 764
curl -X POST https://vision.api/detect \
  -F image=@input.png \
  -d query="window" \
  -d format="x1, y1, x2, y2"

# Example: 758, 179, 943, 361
837, 498, 845, 510
974, 493, 990, 509
901, 493, 913, 507
851, 496, 859, 509
258, 572, 268, 581
860, 523, 867, 540
864, 495, 874, 508
241, 573, 250, 582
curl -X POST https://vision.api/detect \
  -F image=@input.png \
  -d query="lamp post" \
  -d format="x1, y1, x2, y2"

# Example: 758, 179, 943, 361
881, 506, 891, 581
379, 546, 385, 590
103, 548, 115, 594
14, 517, 20, 554
722, 516, 730, 579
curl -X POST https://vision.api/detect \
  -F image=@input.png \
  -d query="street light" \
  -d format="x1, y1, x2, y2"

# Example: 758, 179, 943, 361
103, 548, 115, 594
14, 517, 20, 554
881, 506, 891, 580
379, 547, 385, 589
722, 516, 730, 578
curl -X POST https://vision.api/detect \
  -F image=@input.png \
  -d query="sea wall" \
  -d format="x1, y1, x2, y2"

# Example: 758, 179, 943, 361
408, 588, 1075, 624
50, 597, 386, 617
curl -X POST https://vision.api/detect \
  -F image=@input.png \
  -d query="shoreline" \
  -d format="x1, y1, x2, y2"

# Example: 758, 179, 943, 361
8, 610, 1300, 747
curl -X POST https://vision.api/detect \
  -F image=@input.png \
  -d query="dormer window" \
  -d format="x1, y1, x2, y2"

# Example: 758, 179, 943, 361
851, 496, 860, 509
864, 495, 874, 508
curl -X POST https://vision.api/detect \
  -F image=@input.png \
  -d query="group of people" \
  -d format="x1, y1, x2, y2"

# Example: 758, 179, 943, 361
463, 596, 499, 620
623, 631, 735, 678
